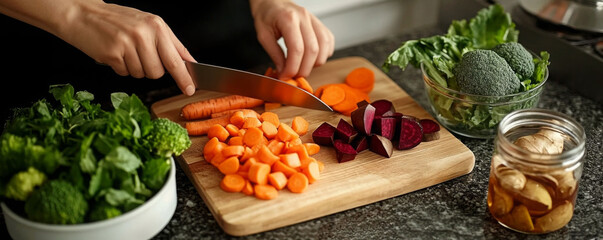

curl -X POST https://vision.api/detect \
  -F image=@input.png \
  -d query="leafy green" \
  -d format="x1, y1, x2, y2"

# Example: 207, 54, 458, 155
0, 83, 189, 224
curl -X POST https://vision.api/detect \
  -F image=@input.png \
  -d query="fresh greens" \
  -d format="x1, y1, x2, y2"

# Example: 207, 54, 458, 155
382, 4, 550, 137
0, 84, 191, 224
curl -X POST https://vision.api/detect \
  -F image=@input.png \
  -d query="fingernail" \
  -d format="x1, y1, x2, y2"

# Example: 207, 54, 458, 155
185, 85, 195, 96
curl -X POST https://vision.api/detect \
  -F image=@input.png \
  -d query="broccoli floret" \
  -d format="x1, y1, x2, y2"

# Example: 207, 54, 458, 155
454, 49, 520, 96
146, 118, 191, 157
24, 180, 88, 224
492, 42, 534, 80
88, 203, 122, 222
4, 167, 46, 201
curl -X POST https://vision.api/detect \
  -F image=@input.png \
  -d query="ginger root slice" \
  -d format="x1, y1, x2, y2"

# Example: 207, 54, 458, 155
513, 129, 565, 154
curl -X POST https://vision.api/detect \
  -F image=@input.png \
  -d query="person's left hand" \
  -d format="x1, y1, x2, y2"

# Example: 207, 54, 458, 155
250, 0, 335, 80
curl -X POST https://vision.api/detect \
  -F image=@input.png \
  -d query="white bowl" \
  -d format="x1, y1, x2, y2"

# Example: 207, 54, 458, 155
2, 157, 177, 240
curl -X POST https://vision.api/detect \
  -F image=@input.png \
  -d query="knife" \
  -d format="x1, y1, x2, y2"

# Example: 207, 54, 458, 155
185, 61, 332, 112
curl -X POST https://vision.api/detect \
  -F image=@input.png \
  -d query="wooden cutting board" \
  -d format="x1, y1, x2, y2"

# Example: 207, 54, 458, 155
151, 56, 475, 236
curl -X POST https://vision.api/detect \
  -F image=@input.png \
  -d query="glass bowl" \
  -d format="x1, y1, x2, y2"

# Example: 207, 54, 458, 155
421, 63, 548, 139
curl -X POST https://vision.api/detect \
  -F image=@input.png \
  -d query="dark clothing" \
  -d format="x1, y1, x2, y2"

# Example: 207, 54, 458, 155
0, 1, 271, 125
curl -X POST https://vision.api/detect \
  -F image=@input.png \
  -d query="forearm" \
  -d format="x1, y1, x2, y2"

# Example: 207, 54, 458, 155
0, 0, 102, 38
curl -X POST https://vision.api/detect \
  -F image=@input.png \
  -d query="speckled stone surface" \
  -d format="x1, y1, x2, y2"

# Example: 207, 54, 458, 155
1, 28, 601, 240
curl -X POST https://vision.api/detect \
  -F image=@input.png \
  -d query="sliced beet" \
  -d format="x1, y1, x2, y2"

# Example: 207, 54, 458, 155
350, 103, 376, 135
419, 119, 441, 142
396, 117, 423, 150
333, 139, 358, 163
312, 122, 336, 146
336, 118, 357, 143
369, 134, 394, 158
372, 116, 397, 140
371, 99, 396, 117
351, 134, 369, 153
356, 100, 370, 108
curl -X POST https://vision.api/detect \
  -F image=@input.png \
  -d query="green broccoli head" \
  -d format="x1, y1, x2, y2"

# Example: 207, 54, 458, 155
88, 203, 122, 222
4, 167, 47, 201
24, 180, 88, 224
146, 118, 191, 157
492, 42, 534, 80
454, 49, 520, 96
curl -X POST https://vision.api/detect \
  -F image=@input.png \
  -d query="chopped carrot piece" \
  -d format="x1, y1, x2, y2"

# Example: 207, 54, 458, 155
268, 172, 288, 190
316, 160, 325, 172
248, 162, 271, 185
225, 124, 240, 136
286, 144, 310, 161
211, 109, 259, 119
260, 112, 280, 126
279, 153, 301, 169
303, 143, 320, 155
228, 136, 243, 146
320, 85, 346, 106
243, 117, 262, 129
287, 172, 309, 193
207, 124, 230, 142
267, 140, 285, 155
230, 111, 246, 128
303, 161, 320, 184
237, 171, 249, 180
277, 123, 299, 142
218, 156, 240, 175
220, 174, 246, 193
240, 157, 257, 172
295, 77, 314, 94
242, 180, 254, 196
261, 121, 278, 139
210, 152, 226, 167
284, 79, 298, 87
256, 145, 280, 166
185, 116, 230, 136
291, 116, 309, 136
272, 160, 297, 177
222, 145, 245, 158
203, 137, 220, 160
243, 127, 264, 147
240, 147, 254, 162
254, 184, 278, 200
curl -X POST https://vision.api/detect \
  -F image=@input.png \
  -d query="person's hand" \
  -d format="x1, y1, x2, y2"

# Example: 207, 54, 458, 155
250, 0, 335, 80
55, 1, 197, 95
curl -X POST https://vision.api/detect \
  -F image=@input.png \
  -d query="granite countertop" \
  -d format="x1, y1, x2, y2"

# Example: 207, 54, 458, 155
153, 29, 603, 240
1, 28, 601, 240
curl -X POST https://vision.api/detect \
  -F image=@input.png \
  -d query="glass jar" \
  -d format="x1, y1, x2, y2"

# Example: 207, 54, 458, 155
487, 109, 586, 234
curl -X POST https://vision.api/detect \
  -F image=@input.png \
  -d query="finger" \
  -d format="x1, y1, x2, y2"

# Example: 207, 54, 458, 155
296, 12, 319, 77
310, 15, 333, 66
166, 25, 197, 63
277, 17, 304, 79
108, 58, 129, 77
156, 30, 195, 96
123, 46, 145, 79
137, 35, 165, 80
255, 26, 286, 75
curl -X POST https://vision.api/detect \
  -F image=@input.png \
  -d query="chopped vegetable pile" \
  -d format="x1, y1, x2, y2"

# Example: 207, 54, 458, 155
0, 84, 191, 224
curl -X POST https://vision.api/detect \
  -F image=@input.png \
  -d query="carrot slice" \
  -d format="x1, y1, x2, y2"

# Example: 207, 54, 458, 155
240, 147, 254, 162
181, 95, 264, 120
256, 145, 280, 166
211, 109, 259, 119
287, 172, 309, 193
225, 124, 240, 136
295, 77, 314, 94
230, 111, 246, 128
303, 143, 320, 155
264, 102, 282, 112
240, 157, 257, 172
185, 116, 230, 136
260, 112, 280, 126
284, 79, 298, 87
243, 117, 262, 129
345, 67, 375, 90
272, 160, 297, 177
303, 161, 320, 184
279, 153, 301, 169
222, 145, 245, 158
261, 121, 278, 139
267, 139, 285, 155
207, 124, 230, 142
277, 123, 299, 142
242, 180, 254, 196
228, 136, 243, 146
268, 172, 288, 190
291, 116, 309, 136
243, 127, 264, 147
254, 184, 278, 200
248, 162, 271, 185
286, 144, 310, 161
203, 137, 220, 160
220, 174, 246, 193
316, 160, 325, 172
300, 157, 318, 170
320, 85, 346, 106
218, 156, 240, 175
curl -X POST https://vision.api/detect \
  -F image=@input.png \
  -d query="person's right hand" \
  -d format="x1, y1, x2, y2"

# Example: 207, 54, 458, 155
57, 1, 197, 96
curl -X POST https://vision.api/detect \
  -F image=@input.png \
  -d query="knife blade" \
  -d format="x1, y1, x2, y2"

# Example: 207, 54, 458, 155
185, 61, 332, 112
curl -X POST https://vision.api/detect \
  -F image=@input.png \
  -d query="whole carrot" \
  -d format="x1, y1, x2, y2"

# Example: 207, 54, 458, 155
181, 95, 264, 120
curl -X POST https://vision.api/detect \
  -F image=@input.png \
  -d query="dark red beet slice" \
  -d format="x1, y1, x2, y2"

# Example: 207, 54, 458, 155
336, 118, 357, 143
396, 117, 423, 150
419, 119, 441, 142
312, 122, 336, 146
371, 99, 396, 117
369, 134, 394, 158
372, 116, 397, 140
333, 139, 358, 163
351, 134, 369, 153
356, 100, 370, 108
350, 103, 375, 135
